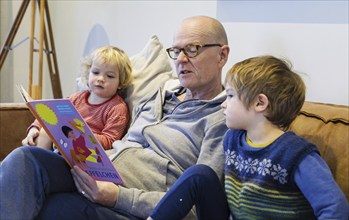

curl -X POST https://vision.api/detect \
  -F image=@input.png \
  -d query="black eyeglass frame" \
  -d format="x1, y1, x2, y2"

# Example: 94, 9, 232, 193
166, 44, 222, 60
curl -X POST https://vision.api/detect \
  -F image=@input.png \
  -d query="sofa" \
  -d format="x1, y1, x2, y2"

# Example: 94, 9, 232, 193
1, 101, 348, 202
0, 36, 348, 202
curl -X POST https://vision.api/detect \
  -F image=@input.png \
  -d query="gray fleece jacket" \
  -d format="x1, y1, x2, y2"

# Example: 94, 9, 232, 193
111, 80, 227, 219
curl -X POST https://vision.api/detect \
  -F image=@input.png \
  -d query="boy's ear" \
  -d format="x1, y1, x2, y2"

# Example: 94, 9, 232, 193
255, 94, 269, 112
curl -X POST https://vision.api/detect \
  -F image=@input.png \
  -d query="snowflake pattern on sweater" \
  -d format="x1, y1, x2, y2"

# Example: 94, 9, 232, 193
225, 149, 288, 184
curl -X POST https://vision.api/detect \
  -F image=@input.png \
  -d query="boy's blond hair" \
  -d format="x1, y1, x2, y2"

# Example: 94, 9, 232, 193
225, 55, 305, 130
81, 46, 132, 90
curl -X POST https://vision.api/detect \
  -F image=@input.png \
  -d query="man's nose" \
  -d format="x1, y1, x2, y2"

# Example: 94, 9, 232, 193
176, 50, 189, 62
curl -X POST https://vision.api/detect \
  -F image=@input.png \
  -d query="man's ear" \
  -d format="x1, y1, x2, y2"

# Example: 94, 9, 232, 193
255, 94, 269, 112
218, 45, 230, 67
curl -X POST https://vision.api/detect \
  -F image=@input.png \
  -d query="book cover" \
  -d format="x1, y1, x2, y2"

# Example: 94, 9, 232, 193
17, 85, 124, 184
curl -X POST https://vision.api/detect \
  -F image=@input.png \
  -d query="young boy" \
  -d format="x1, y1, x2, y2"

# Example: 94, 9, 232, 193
22, 46, 132, 150
148, 56, 349, 220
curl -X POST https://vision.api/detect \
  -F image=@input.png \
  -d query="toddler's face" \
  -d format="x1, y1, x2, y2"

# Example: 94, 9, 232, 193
88, 60, 120, 99
221, 85, 253, 130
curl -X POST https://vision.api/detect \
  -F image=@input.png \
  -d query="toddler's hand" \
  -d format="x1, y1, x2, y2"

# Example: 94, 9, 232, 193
22, 127, 39, 146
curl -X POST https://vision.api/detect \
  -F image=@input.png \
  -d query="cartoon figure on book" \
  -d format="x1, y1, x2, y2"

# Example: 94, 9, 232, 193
61, 125, 103, 168
148, 56, 349, 220
22, 46, 132, 151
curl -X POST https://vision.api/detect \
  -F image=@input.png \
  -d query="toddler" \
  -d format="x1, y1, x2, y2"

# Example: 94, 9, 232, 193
22, 46, 132, 150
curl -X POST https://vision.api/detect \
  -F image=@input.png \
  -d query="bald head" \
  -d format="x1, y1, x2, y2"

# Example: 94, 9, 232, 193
170, 15, 230, 100
174, 16, 228, 46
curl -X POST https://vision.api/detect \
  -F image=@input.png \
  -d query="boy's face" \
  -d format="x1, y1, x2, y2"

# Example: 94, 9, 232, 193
88, 60, 120, 99
221, 85, 253, 130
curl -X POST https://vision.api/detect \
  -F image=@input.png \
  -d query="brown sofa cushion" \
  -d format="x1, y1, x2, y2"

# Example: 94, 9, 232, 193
289, 102, 349, 201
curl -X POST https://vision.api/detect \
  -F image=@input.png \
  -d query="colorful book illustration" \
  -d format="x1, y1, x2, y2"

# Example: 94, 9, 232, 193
17, 85, 123, 184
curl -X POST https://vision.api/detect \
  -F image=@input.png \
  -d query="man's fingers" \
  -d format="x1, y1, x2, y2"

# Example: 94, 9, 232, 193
71, 166, 97, 201
71, 166, 95, 191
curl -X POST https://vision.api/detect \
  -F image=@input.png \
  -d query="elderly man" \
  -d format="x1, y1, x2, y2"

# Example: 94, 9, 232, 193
0, 15, 230, 219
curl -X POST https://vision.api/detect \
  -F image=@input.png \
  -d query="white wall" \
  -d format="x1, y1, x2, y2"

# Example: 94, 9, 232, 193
1, 1, 348, 105
224, 22, 348, 106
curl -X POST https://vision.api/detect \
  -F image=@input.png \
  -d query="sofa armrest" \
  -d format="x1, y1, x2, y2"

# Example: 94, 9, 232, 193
289, 101, 349, 201
0, 103, 35, 161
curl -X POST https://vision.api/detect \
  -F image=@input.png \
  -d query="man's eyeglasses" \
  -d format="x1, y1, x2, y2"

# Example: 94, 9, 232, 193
166, 44, 222, 60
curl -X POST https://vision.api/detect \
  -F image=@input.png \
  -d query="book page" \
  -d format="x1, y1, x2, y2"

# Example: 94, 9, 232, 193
20, 94, 123, 184
16, 84, 33, 102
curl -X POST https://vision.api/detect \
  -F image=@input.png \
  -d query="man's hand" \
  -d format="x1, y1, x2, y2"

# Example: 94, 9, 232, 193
22, 127, 39, 146
71, 165, 119, 207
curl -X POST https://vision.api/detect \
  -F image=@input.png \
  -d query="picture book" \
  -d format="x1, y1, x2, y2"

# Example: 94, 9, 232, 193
17, 85, 124, 184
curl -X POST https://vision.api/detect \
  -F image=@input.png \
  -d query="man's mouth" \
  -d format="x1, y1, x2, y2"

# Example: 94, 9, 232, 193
180, 70, 190, 75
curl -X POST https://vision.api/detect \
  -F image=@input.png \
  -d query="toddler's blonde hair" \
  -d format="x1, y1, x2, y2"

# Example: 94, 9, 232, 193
80, 46, 132, 90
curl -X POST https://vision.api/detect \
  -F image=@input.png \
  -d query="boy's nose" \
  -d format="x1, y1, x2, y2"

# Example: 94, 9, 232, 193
221, 100, 227, 109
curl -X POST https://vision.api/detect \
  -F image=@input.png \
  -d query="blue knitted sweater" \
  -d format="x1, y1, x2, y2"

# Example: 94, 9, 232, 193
224, 130, 319, 220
